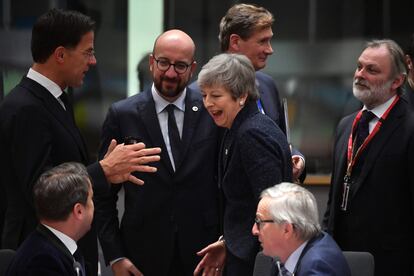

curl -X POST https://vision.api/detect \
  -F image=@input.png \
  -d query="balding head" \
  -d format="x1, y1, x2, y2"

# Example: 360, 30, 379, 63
150, 29, 197, 101
153, 29, 196, 60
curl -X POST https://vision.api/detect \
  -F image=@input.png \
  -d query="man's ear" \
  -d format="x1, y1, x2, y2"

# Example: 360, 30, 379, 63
229, 34, 241, 52
391, 73, 405, 91
283, 222, 295, 239
190, 61, 197, 76
54, 46, 66, 64
72, 203, 83, 220
405, 54, 413, 71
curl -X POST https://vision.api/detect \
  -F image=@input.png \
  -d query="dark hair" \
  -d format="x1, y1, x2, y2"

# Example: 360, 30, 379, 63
34, 162, 91, 221
406, 33, 414, 63
219, 4, 274, 52
137, 52, 152, 91
31, 8, 95, 63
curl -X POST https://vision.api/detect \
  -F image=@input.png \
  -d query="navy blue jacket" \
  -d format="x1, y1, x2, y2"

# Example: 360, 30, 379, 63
6, 225, 78, 276
293, 232, 351, 276
221, 101, 292, 266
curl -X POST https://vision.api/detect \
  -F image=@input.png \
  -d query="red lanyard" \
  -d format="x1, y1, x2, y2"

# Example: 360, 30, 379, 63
346, 96, 399, 176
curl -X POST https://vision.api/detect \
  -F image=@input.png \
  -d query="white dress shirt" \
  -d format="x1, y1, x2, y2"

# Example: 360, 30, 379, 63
151, 84, 186, 171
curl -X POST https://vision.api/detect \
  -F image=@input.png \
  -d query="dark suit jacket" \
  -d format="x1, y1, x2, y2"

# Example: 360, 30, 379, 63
94, 88, 220, 276
323, 96, 414, 276
6, 225, 78, 276
221, 101, 292, 272
255, 71, 286, 134
0, 77, 106, 274
292, 232, 351, 276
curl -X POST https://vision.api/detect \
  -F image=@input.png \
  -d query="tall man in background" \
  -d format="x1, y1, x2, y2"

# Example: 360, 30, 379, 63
192, 3, 306, 182
0, 9, 160, 276
323, 39, 414, 276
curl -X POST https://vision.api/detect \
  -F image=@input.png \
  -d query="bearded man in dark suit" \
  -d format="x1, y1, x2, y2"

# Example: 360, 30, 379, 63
94, 29, 220, 276
323, 39, 414, 276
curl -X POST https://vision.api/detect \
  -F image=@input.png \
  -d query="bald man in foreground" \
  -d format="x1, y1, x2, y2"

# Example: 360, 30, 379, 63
94, 29, 220, 276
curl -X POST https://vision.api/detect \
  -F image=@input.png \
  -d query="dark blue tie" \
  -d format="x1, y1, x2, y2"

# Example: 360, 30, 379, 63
73, 249, 86, 276
166, 104, 182, 168
59, 92, 76, 124
279, 264, 292, 276
354, 110, 375, 151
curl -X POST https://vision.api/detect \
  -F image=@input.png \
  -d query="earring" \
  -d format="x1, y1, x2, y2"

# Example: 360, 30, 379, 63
239, 101, 244, 106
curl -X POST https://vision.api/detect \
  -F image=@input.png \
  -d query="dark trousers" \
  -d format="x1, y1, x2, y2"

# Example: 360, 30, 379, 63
168, 233, 187, 276
224, 248, 255, 276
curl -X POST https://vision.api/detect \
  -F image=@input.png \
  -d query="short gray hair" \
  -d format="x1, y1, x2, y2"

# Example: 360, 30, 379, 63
365, 39, 407, 93
197, 53, 259, 101
34, 162, 91, 221
261, 182, 321, 241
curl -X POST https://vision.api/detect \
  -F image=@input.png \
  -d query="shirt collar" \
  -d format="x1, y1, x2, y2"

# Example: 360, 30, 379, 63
363, 95, 397, 119
284, 240, 308, 273
42, 224, 78, 255
151, 83, 186, 114
27, 68, 64, 99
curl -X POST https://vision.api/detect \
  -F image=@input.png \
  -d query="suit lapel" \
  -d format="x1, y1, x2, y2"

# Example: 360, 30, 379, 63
138, 90, 175, 174
256, 72, 278, 123
176, 88, 203, 170
335, 124, 351, 184
350, 100, 406, 198
21, 78, 89, 162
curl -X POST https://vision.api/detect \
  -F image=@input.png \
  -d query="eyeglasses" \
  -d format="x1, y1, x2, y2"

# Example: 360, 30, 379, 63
82, 49, 95, 59
153, 56, 192, 74
255, 217, 276, 230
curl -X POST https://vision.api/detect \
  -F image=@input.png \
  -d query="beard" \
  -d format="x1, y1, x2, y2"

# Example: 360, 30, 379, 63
353, 78, 393, 109
154, 75, 187, 99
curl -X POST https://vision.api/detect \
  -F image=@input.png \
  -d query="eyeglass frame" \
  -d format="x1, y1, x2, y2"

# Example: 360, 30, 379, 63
254, 217, 276, 230
81, 49, 95, 59
152, 55, 194, 74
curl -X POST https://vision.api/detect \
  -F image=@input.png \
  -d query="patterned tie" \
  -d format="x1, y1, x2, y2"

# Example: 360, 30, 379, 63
166, 104, 182, 168
279, 264, 292, 276
354, 110, 375, 151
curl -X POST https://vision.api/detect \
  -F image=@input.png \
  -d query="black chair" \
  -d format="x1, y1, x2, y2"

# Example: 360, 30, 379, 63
0, 249, 15, 276
252, 251, 275, 276
343, 251, 374, 276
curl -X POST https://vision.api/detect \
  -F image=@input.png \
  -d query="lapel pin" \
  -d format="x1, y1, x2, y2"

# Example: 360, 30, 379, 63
192, 106, 199, 112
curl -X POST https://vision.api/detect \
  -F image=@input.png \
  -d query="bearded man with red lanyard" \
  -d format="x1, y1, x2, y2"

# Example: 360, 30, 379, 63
323, 39, 414, 276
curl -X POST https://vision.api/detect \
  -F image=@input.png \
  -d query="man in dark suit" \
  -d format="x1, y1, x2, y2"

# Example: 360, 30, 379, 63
253, 182, 351, 276
7, 162, 95, 276
323, 40, 414, 276
0, 9, 160, 276
191, 3, 306, 182
94, 29, 220, 276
